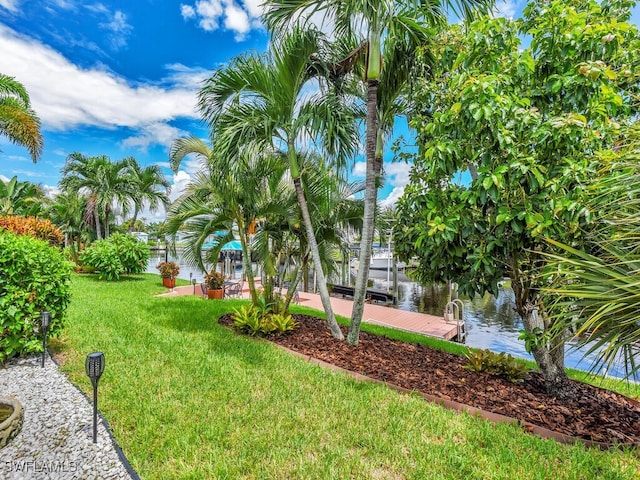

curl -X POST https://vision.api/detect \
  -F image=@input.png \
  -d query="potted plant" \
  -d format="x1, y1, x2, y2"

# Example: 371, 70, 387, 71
157, 261, 180, 288
204, 270, 225, 299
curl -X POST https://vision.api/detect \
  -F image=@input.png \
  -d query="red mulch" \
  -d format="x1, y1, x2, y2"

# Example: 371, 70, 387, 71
218, 313, 640, 445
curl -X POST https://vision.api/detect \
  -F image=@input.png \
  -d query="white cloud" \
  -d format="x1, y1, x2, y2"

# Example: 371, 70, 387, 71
0, 174, 9, 182
169, 170, 193, 202
352, 160, 412, 207
41, 184, 60, 198
0, 0, 19, 13
181, 0, 263, 39
121, 123, 187, 152
0, 24, 200, 145
180, 4, 196, 19
11, 168, 47, 178
98, 9, 133, 50
494, 1, 521, 19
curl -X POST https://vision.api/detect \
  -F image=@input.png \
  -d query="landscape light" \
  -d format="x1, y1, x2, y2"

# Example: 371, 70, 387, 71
85, 352, 105, 443
192, 277, 197, 295
40, 311, 50, 368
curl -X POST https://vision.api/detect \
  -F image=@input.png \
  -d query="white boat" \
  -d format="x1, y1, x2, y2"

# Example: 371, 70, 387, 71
369, 251, 406, 270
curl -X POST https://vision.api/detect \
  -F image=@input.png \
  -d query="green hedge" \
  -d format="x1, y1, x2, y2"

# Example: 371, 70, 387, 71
0, 230, 73, 363
79, 233, 150, 281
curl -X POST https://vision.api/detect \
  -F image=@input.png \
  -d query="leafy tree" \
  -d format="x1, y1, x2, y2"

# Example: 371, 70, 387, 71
0, 73, 43, 162
265, 0, 492, 345
394, 0, 639, 397
197, 27, 360, 339
46, 191, 88, 261
124, 158, 170, 233
60, 153, 133, 239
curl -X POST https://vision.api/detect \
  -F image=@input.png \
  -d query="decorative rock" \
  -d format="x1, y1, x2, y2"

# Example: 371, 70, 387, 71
0, 354, 135, 479
0, 396, 24, 448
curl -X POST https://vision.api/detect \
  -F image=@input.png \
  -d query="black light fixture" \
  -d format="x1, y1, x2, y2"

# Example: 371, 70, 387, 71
192, 277, 197, 295
40, 311, 50, 368
85, 352, 105, 443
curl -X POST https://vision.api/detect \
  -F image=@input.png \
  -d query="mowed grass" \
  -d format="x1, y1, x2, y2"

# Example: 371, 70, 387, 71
54, 274, 640, 479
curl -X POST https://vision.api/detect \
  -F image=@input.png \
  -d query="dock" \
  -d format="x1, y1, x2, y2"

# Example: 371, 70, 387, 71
161, 283, 460, 341
297, 291, 460, 341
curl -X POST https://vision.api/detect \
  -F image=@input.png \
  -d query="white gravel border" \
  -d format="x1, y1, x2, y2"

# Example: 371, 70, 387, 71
0, 354, 136, 480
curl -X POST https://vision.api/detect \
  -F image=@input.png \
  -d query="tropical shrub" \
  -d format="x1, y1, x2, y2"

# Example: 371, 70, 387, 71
231, 305, 298, 337
204, 271, 225, 290
464, 349, 530, 383
0, 230, 73, 363
79, 233, 149, 280
156, 261, 180, 278
0, 215, 63, 246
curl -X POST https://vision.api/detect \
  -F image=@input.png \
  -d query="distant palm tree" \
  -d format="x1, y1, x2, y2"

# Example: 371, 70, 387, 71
124, 158, 170, 233
0, 73, 43, 162
60, 153, 132, 239
198, 26, 360, 339
168, 145, 289, 303
46, 190, 88, 260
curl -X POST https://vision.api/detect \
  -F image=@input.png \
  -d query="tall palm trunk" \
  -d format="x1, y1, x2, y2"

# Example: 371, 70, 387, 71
93, 207, 102, 240
348, 78, 379, 345
238, 220, 258, 303
128, 206, 140, 233
293, 176, 344, 339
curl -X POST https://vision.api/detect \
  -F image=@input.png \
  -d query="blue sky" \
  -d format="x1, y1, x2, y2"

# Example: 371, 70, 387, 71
0, 0, 639, 221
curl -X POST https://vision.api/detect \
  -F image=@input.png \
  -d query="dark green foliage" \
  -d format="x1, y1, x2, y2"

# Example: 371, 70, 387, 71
464, 349, 530, 383
79, 233, 149, 281
0, 230, 73, 363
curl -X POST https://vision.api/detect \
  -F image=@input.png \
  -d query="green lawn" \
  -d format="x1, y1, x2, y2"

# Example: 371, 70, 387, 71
54, 274, 640, 479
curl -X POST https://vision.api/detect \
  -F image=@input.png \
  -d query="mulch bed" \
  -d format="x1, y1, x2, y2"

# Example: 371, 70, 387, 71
219, 313, 640, 446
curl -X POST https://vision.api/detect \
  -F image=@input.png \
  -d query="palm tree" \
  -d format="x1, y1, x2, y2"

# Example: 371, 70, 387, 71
197, 27, 360, 340
124, 158, 170, 233
265, 0, 492, 344
60, 153, 132, 240
46, 190, 87, 261
0, 73, 43, 162
168, 144, 290, 303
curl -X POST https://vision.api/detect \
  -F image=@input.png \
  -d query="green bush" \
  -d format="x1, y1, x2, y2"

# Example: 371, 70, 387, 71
231, 305, 298, 337
79, 233, 149, 280
0, 231, 73, 363
464, 348, 530, 383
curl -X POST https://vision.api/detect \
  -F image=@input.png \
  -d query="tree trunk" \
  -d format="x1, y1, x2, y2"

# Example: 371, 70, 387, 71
238, 224, 258, 304
128, 207, 140, 234
293, 176, 344, 340
348, 79, 379, 345
94, 208, 102, 240
520, 308, 574, 399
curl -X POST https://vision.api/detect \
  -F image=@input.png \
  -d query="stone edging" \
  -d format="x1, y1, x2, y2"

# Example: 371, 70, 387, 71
49, 353, 142, 480
274, 344, 637, 450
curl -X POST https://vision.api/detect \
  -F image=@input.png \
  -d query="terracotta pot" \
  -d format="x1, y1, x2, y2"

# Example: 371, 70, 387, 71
162, 277, 176, 288
207, 288, 224, 299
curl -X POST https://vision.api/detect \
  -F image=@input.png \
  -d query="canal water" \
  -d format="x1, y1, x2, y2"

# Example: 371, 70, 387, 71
147, 250, 636, 380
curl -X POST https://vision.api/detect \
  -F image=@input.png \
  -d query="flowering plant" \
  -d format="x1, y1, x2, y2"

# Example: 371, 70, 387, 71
156, 261, 180, 278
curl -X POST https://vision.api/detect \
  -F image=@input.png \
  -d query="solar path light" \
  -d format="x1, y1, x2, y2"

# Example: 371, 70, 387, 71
192, 277, 197, 295
40, 311, 50, 368
85, 352, 105, 443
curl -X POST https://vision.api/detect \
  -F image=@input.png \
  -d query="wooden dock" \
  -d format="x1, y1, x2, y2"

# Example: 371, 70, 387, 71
297, 291, 459, 341
161, 284, 460, 341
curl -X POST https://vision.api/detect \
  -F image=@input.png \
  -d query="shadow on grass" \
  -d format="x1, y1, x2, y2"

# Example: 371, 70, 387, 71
74, 273, 149, 283
143, 297, 275, 367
